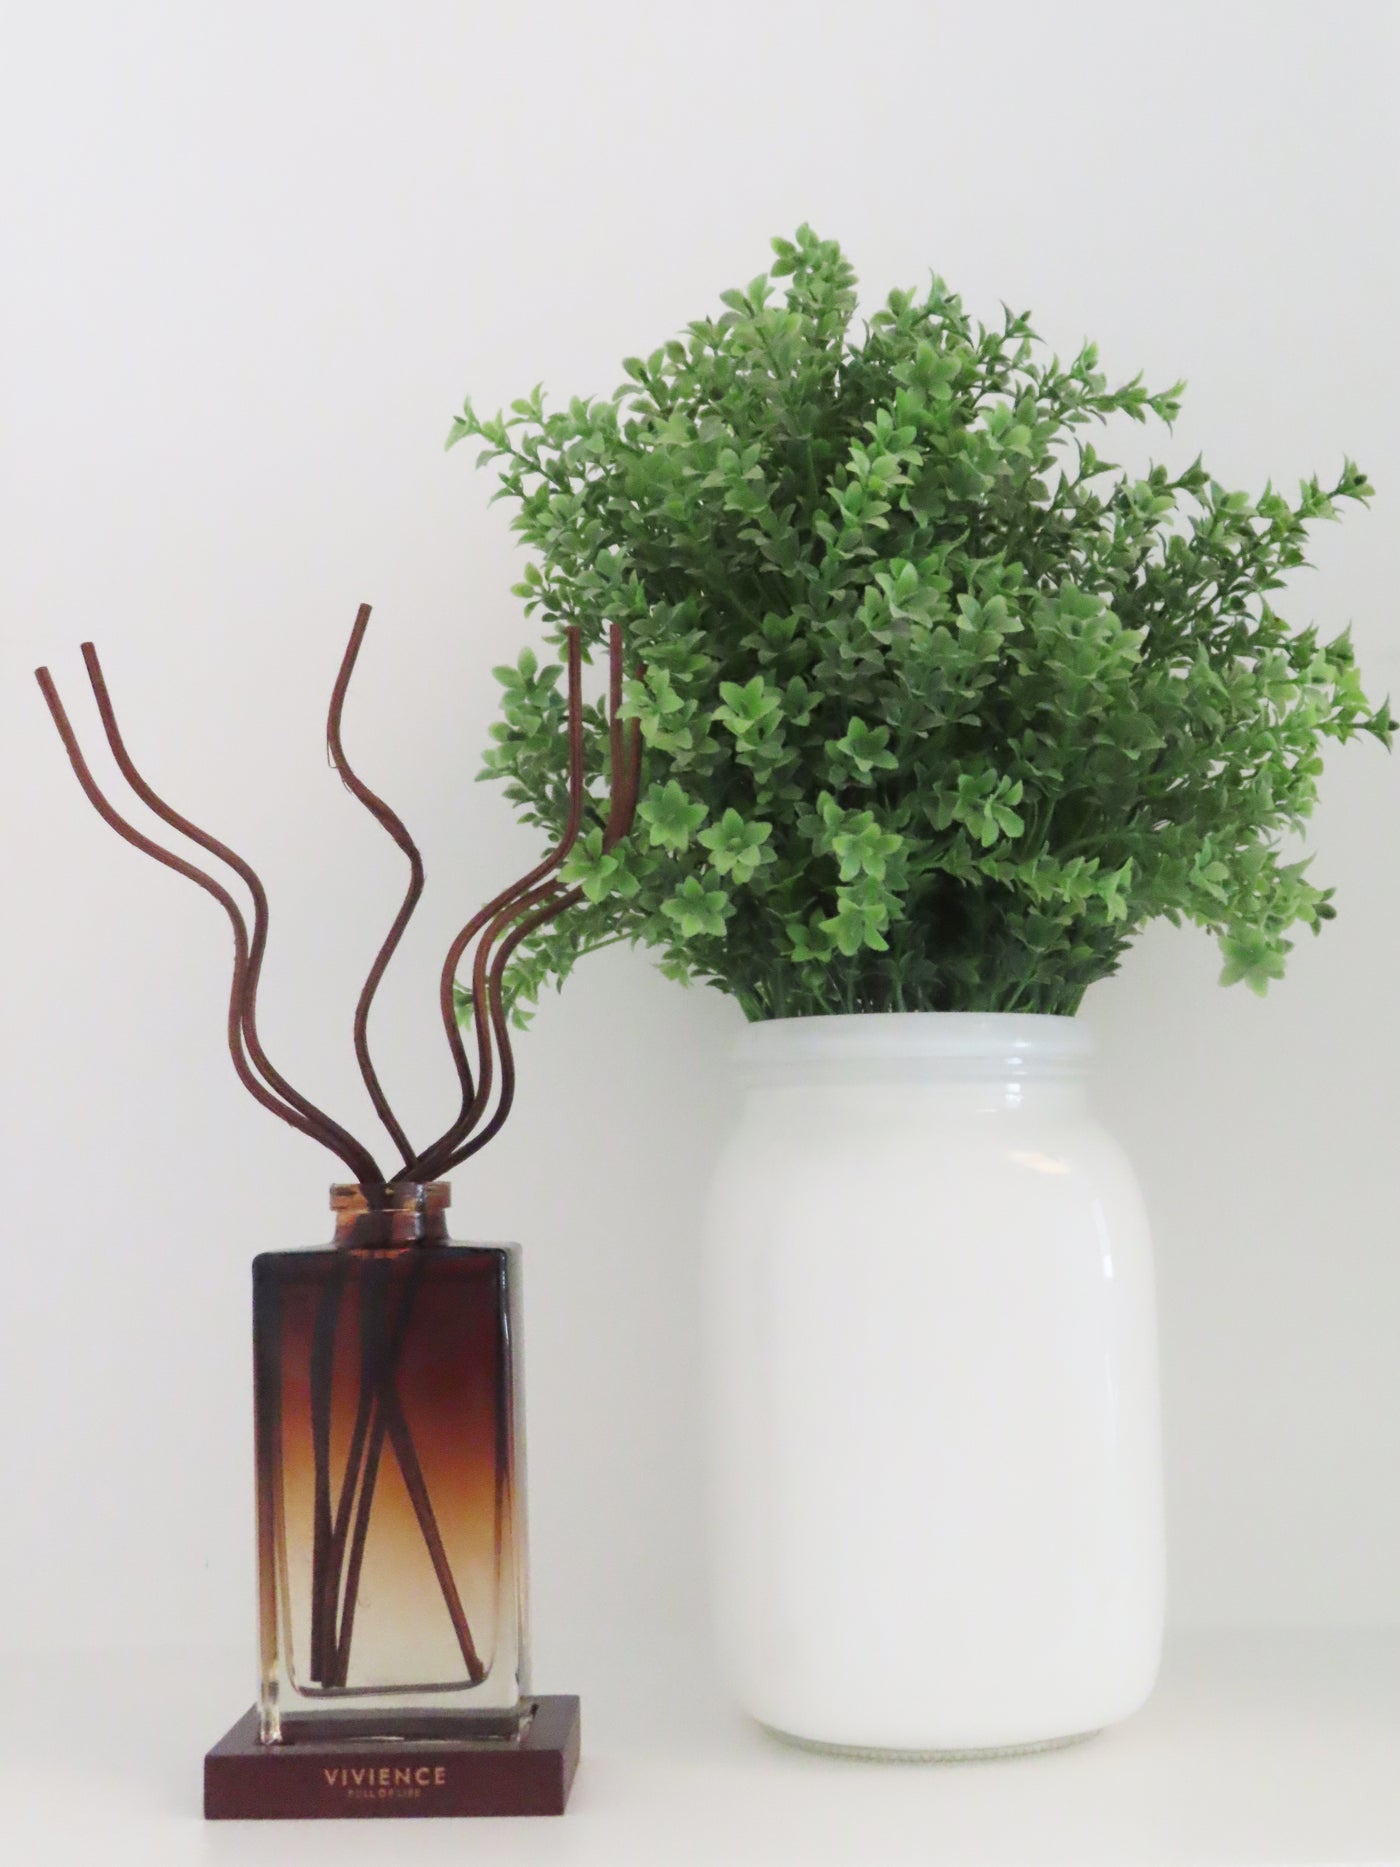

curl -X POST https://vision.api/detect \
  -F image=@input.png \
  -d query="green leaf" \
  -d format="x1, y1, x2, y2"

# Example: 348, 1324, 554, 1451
786, 915, 836, 963
716, 675, 783, 738
559, 830, 641, 905
826, 811, 902, 881
637, 779, 709, 853
699, 808, 774, 883
827, 716, 899, 776
1219, 929, 1289, 995
821, 877, 893, 956
660, 876, 734, 940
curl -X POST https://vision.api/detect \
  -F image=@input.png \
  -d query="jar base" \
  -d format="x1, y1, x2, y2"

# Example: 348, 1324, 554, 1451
757, 1720, 1101, 1762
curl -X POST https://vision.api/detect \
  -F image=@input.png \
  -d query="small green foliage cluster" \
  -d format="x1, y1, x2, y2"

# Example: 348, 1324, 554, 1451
449, 227, 1390, 1022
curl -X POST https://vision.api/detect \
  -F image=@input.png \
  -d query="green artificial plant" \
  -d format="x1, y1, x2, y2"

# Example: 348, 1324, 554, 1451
449, 226, 1390, 1022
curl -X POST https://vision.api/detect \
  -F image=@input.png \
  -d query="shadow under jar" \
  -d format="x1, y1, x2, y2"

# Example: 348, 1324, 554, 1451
253, 1183, 529, 1745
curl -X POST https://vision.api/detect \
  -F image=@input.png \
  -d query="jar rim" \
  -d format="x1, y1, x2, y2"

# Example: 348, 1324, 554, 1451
733, 1011, 1093, 1068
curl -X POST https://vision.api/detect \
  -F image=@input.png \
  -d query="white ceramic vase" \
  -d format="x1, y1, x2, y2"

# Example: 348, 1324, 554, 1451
701, 1012, 1164, 1756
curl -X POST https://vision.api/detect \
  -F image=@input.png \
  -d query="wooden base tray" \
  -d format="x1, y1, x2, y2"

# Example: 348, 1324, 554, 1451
204, 1697, 580, 1819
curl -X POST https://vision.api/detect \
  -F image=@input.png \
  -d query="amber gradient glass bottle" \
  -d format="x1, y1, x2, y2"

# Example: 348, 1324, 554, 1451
254, 1184, 529, 1744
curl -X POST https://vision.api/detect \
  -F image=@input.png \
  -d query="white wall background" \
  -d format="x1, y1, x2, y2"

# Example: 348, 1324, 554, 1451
2, 0, 1397, 1676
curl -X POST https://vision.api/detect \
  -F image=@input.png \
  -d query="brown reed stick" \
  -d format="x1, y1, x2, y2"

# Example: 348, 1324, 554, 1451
76, 643, 384, 1184
403, 627, 588, 1182
326, 605, 424, 1169
406, 624, 638, 1183
33, 667, 383, 1183
308, 1257, 349, 1683
327, 1254, 423, 1687
37, 607, 642, 1694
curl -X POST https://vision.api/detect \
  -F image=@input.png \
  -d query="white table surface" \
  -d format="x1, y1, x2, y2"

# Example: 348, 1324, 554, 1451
2, 1629, 1397, 1866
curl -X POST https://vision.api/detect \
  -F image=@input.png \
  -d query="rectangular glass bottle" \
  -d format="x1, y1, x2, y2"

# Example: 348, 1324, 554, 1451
253, 1184, 529, 1743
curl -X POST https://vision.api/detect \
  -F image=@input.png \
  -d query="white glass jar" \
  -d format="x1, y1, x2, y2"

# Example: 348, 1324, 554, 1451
701, 1012, 1164, 1756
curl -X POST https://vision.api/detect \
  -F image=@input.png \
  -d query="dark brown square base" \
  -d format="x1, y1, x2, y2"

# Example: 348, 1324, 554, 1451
204, 1697, 580, 1819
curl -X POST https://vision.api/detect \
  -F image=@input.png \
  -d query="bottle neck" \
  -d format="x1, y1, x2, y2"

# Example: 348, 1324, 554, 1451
330, 1182, 451, 1249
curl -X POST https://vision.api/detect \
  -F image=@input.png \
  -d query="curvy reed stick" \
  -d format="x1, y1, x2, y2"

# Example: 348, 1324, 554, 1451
34, 667, 381, 1182
444, 888, 580, 1171
77, 643, 382, 1185
326, 605, 424, 1169
319, 1255, 486, 1686
317, 630, 630, 1665
39, 611, 640, 1699
324, 1250, 435, 1687
440, 713, 641, 1176
434, 878, 564, 1172
406, 627, 637, 1183
599, 639, 646, 847
402, 627, 588, 1182
39, 615, 634, 1191
308, 1258, 349, 1682
606, 624, 625, 827
379, 1379, 487, 1682
607, 680, 644, 845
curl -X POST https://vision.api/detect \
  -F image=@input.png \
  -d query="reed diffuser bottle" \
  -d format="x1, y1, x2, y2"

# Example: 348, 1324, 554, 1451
37, 609, 638, 1792
254, 1184, 528, 1742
